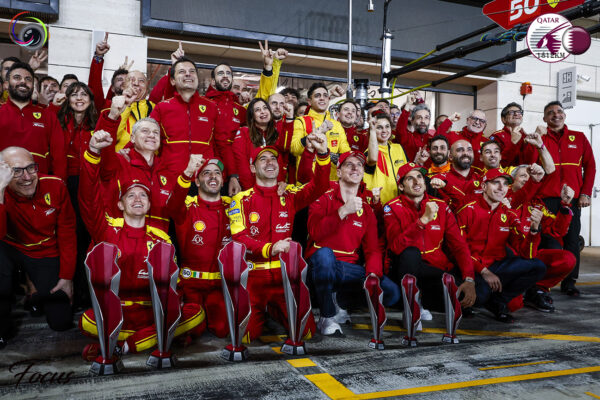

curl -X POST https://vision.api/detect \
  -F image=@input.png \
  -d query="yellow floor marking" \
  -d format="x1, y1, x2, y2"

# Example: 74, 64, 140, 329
354, 366, 600, 399
479, 360, 555, 370
271, 346, 283, 354
576, 281, 600, 286
305, 373, 358, 400
259, 334, 286, 343
288, 358, 317, 368
352, 324, 600, 343
585, 392, 600, 399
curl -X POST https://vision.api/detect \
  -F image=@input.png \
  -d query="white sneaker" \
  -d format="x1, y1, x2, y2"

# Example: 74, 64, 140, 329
317, 317, 343, 335
420, 307, 433, 321
333, 308, 351, 324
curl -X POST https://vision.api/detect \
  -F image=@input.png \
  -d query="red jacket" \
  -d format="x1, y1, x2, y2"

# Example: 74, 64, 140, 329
166, 173, 231, 282
205, 86, 247, 175
514, 197, 572, 254
346, 126, 369, 154
79, 149, 171, 300
433, 167, 482, 213
439, 125, 487, 172
148, 73, 176, 105
392, 109, 436, 162
383, 193, 474, 279
0, 98, 67, 179
0, 175, 76, 279
522, 125, 596, 199
87, 57, 114, 112
306, 183, 382, 276
488, 125, 528, 168
62, 115, 102, 177
456, 195, 540, 273
150, 91, 224, 176
228, 154, 331, 269
232, 125, 291, 189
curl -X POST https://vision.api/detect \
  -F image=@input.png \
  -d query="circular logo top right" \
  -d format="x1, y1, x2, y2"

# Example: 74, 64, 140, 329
527, 13, 591, 63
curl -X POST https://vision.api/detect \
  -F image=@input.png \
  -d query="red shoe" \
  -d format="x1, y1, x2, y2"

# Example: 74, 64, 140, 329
82, 343, 99, 362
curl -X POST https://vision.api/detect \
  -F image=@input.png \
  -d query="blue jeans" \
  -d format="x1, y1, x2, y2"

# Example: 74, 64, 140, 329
310, 247, 401, 318
475, 256, 546, 307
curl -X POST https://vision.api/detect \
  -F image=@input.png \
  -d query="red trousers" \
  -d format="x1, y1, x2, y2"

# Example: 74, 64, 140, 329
508, 249, 575, 311
181, 280, 228, 338
79, 301, 204, 353
245, 269, 316, 342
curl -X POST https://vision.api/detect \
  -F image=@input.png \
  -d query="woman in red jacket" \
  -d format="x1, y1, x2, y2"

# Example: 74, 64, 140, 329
56, 82, 97, 309
232, 98, 290, 189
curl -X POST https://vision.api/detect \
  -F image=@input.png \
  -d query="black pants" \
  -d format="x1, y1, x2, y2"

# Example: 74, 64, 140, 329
542, 197, 581, 281
0, 242, 72, 336
389, 247, 462, 312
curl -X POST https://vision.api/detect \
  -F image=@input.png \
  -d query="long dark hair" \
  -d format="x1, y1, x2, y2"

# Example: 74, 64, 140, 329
57, 82, 97, 131
247, 98, 278, 147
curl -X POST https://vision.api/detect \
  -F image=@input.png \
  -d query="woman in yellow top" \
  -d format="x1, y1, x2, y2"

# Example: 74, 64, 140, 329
364, 113, 408, 205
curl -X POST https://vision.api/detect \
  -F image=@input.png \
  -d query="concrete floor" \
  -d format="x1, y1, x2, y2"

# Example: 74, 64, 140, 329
1, 248, 599, 400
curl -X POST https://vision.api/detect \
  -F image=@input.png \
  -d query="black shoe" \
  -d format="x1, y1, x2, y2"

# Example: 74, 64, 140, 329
0, 336, 6, 350
560, 279, 581, 297
524, 290, 554, 313
485, 301, 515, 323
462, 307, 475, 318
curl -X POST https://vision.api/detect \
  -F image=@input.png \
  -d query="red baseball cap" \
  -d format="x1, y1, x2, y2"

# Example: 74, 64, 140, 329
119, 178, 151, 199
197, 158, 224, 177
337, 151, 366, 168
482, 167, 513, 184
396, 162, 427, 184
250, 146, 279, 164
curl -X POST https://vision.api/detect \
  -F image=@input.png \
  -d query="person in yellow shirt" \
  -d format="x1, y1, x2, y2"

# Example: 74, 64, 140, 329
290, 82, 350, 183
365, 113, 408, 204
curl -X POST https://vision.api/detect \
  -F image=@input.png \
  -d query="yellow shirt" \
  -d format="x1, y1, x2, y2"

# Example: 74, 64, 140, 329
291, 108, 350, 181
364, 142, 407, 205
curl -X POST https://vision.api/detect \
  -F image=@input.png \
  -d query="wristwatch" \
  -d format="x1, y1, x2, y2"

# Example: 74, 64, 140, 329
464, 277, 475, 283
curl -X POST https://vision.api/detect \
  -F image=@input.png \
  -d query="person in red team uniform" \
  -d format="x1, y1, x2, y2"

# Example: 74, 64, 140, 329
438, 109, 488, 173
307, 151, 400, 335
340, 100, 368, 153
233, 98, 290, 190
0, 63, 67, 179
150, 57, 226, 177
384, 163, 476, 314
521, 101, 596, 296
0, 147, 76, 349
166, 155, 232, 338
456, 168, 546, 323
227, 133, 330, 342
509, 165, 576, 312
78, 130, 204, 358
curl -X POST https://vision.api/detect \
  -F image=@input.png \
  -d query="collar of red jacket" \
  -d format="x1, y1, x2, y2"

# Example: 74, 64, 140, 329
123, 222, 146, 238
5, 96, 33, 111
195, 195, 226, 210
450, 166, 476, 181
398, 192, 431, 214
129, 148, 158, 171
6, 173, 47, 203
461, 125, 483, 140
205, 86, 239, 103
173, 90, 200, 104
253, 183, 279, 196
547, 124, 570, 139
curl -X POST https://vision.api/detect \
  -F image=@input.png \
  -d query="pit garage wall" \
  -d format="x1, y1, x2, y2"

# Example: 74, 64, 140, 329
47, 0, 147, 90
475, 39, 600, 136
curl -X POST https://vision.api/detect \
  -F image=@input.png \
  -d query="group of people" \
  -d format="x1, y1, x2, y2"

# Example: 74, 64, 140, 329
0, 35, 595, 364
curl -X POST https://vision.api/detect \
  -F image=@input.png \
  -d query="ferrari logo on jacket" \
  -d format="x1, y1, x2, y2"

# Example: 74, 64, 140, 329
569, 135, 575, 142
199, 105, 206, 113
33, 112, 41, 119
44, 193, 51, 206
280, 197, 286, 206
354, 135, 359, 142
501, 214, 507, 222
357, 208, 364, 217
233, 108, 239, 116
160, 175, 167, 186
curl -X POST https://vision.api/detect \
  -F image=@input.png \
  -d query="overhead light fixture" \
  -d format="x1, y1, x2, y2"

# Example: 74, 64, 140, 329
367, 0, 375, 12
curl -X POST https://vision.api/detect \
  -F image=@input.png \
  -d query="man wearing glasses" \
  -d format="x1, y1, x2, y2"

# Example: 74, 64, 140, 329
489, 103, 527, 168
0, 147, 76, 349
440, 109, 488, 173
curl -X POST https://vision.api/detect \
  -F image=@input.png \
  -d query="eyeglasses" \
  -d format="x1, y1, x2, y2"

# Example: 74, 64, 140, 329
468, 116, 487, 124
506, 110, 523, 116
12, 163, 38, 178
